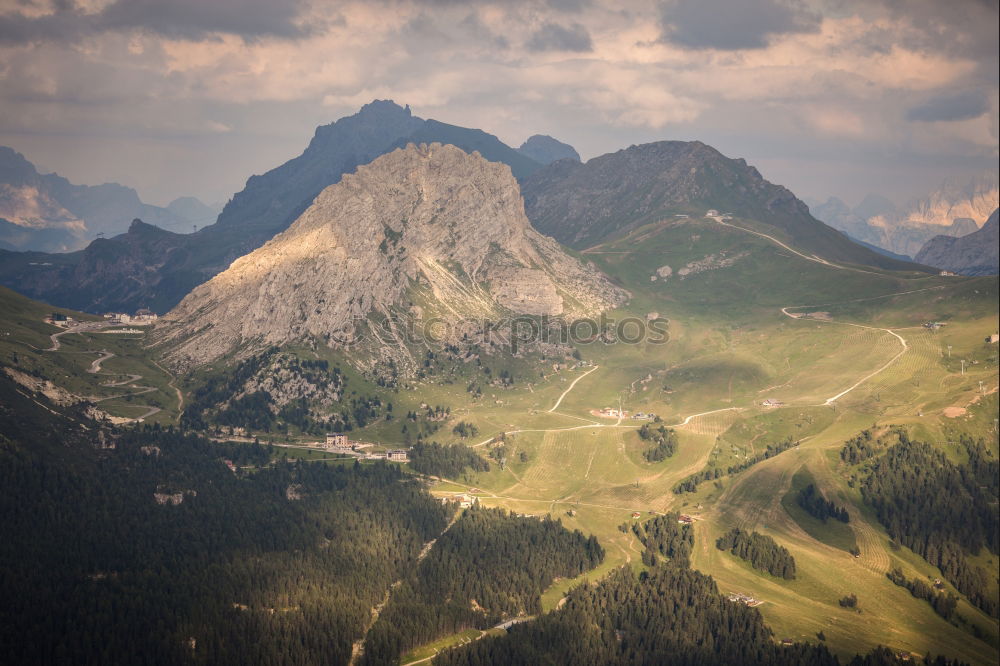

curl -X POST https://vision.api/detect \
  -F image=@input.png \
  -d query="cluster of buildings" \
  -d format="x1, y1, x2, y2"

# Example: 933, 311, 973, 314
368, 449, 409, 462
45, 312, 76, 327
322, 433, 408, 462
599, 407, 627, 418
104, 309, 158, 325
677, 514, 695, 525
761, 399, 785, 408
440, 493, 477, 509
727, 592, 764, 607
596, 408, 655, 420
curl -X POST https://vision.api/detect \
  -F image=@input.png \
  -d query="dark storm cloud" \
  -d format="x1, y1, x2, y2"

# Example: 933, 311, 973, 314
545, 0, 593, 10
525, 21, 592, 52
659, 0, 820, 50
0, 0, 311, 44
907, 90, 991, 123
99, 0, 311, 40
835, 0, 998, 61
0, 3, 88, 44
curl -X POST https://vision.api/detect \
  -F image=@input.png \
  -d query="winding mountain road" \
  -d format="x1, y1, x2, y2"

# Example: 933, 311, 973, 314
548, 364, 599, 412
42, 322, 165, 422
779, 286, 948, 405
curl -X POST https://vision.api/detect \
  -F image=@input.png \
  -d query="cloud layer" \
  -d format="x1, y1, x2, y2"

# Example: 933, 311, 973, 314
0, 0, 996, 208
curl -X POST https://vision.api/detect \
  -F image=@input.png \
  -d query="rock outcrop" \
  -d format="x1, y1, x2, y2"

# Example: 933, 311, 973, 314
915, 208, 999, 276
155, 144, 626, 373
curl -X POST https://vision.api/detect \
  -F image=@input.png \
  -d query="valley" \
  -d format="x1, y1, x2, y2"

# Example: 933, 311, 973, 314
2, 202, 996, 663
1, 120, 996, 666
3, 3, 999, 664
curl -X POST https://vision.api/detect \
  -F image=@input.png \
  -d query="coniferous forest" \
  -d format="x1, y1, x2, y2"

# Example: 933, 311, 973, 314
0, 421, 450, 663
360, 506, 604, 665
407, 441, 492, 478
886, 569, 960, 621
716, 527, 797, 579
637, 423, 678, 462
797, 483, 850, 523
629, 511, 693, 567
860, 434, 999, 617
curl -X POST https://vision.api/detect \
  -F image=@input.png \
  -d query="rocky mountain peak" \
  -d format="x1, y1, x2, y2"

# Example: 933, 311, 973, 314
0, 146, 38, 182
518, 135, 581, 165
155, 143, 627, 371
525, 140, 809, 248
308, 99, 423, 152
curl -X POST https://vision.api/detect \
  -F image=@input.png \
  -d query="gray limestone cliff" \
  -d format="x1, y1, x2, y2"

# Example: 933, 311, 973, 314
154, 143, 627, 372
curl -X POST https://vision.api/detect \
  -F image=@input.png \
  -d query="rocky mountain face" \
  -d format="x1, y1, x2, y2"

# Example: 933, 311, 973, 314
0, 146, 189, 252
521, 141, 922, 271
154, 144, 625, 375
812, 173, 998, 258
517, 135, 581, 165
915, 208, 999, 276
0, 101, 544, 314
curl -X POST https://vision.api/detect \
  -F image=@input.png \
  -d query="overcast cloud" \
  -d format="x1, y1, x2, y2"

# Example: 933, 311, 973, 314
0, 0, 995, 209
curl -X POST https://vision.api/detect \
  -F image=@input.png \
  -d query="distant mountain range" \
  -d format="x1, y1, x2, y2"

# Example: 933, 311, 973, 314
0, 100, 931, 315
810, 172, 999, 258
0, 101, 553, 313
0, 146, 217, 252
915, 208, 999, 276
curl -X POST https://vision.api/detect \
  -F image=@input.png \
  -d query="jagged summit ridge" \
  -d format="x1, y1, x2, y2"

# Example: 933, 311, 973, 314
155, 143, 627, 370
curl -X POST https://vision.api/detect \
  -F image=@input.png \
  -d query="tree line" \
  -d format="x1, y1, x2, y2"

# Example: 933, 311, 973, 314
886, 569, 959, 622
674, 438, 799, 494
860, 434, 998, 617
716, 527, 797, 580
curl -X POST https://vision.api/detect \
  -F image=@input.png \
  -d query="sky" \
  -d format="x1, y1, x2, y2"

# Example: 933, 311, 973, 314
0, 0, 997, 209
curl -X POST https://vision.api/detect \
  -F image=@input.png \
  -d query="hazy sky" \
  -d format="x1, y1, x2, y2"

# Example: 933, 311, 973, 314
0, 0, 997, 209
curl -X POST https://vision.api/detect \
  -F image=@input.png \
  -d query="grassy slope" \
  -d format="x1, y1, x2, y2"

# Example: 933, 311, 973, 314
0, 286, 182, 424
396, 218, 998, 664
